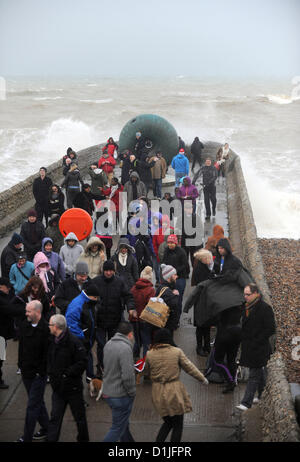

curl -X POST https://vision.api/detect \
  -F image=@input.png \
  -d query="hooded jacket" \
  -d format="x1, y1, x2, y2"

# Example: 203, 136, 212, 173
61, 167, 84, 190
102, 332, 136, 398
59, 232, 84, 277
111, 238, 139, 289
176, 177, 199, 205
54, 275, 90, 315
65, 291, 96, 350
123, 172, 147, 205
9, 260, 35, 294
171, 153, 189, 175
102, 139, 118, 156
48, 185, 65, 217
214, 238, 243, 284
98, 153, 116, 174
191, 137, 204, 158
42, 237, 66, 282
33, 251, 60, 299
161, 245, 190, 279
1, 234, 24, 278
77, 236, 106, 279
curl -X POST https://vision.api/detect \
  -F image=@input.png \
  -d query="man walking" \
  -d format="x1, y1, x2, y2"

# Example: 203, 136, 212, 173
17, 300, 50, 442
193, 158, 218, 220
33, 167, 52, 227
102, 321, 136, 442
236, 283, 276, 411
171, 149, 190, 187
47, 314, 89, 442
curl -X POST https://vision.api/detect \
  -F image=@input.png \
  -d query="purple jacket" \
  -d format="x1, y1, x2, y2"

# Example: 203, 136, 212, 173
176, 177, 199, 204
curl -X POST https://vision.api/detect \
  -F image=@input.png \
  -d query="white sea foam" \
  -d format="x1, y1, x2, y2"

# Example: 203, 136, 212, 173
33, 96, 63, 101
80, 98, 113, 104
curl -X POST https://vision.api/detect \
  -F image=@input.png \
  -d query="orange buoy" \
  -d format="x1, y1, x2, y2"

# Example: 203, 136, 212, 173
59, 208, 93, 241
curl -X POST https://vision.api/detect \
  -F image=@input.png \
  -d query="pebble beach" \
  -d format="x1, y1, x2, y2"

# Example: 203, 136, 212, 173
258, 238, 300, 383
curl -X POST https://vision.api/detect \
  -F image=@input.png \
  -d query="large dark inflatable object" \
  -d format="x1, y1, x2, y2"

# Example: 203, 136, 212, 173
118, 114, 179, 165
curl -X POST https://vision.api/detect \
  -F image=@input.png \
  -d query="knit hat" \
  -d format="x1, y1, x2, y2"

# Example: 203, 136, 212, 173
167, 234, 178, 245
18, 252, 27, 260
27, 208, 37, 218
140, 266, 153, 282
103, 260, 115, 272
161, 264, 177, 281
153, 328, 176, 346
84, 283, 99, 297
0, 277, 12, 288
75, 261, 89, 275
179, 148, 185, 153
11, 232, 23, 245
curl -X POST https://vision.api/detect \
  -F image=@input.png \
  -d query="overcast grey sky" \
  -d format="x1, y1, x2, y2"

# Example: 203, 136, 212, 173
0, 0, 299, 78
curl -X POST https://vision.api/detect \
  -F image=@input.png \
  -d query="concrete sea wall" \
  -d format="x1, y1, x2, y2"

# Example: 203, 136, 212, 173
225, 151, 300, 442
0, 144, 103, 238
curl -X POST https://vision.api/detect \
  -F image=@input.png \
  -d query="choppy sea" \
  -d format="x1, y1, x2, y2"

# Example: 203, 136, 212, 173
0, 76, 299, 238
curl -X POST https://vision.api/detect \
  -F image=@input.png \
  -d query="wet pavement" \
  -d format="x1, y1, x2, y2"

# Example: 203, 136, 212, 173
0, 157, 246, 443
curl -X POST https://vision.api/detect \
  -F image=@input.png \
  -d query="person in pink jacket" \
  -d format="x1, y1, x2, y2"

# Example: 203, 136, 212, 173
175, 176, 199, 213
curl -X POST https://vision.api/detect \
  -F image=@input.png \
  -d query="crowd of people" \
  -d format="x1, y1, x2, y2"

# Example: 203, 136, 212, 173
0, 134, 276, 443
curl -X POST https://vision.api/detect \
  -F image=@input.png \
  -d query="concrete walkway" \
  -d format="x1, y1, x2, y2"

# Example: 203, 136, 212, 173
0, 157, 249, 443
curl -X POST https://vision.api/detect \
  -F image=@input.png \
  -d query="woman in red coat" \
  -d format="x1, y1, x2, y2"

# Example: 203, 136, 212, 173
130, 266, 156, 359
102, 137, 118, 156
100, 177, 124, 225
98, 149, 117, 184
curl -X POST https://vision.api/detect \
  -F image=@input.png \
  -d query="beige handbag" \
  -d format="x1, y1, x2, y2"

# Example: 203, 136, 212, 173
139, 287, 170, 328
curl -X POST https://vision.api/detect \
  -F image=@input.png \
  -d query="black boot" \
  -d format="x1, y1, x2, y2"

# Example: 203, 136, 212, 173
222, 382, 235, 394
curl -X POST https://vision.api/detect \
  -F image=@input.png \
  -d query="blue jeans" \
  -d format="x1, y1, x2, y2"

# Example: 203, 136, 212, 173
153, 179, 162, 198
132, 321, 153, 358
103, 396, 135, 442
22, 375, 49, 442
242, 367, 267, 408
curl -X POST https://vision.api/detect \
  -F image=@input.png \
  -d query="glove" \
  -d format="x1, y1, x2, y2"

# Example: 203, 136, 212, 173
203, 378, 209, 386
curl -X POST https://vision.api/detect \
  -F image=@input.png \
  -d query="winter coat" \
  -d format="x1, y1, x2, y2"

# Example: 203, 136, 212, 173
18, 317, 50, 379
136, 151, 156, 187
191, 253, 213, 287
149, 155, 167, 180
123, 172, 147, 204
127, 233, 154, 273
33, 251, 60, 301
111, 239, 139, 289
214, 238, 243, 284
161, 246, 190, 279
171, 153, 189, 175
77, 236, 106, 279
102, 139, 118, 156
65, 291, 96, 351
191, 137, 204, 159
9, 261, 35, 294
73, 190, 95, 215
240, 298, 276, 368
12, 291, 51, 323
101, 184, 124, 213
42, 237, 66, 282
119, 151, 136, 185
54, 276, 91, 315
88, 167, 108, 197
48, 186, 65, 217
176, 177, 199, 205
98, 154, 116, 174
0, 288, 24, 339
1, 239, 24, 278
202, 165, 218, 188
144, 344, 206, 417
155, 282, 180, 332
130, 278, 156, 319
33, 176, 53, 204
47, 328, 87, 395
102, 332, 136, 398
20, 220, 46, 260
61, 168, 84, 190
59, 232, 84, 277
45, 216, 65, 254
92, 274, 135, 329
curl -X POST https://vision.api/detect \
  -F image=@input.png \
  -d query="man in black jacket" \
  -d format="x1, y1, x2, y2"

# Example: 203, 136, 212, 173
193, 158, 218, 219
47, 314, 89, 442
92, 260, 135, 378
214, 238, 243, 284
33, 167, 53, 227
191, 137, 204, 172
72, 183, 95, 216
20, 209, 46, 262
236, 283, 276, 411
54, 261, 90, 315
17, 300, 50, 442
1, 232, 24, 278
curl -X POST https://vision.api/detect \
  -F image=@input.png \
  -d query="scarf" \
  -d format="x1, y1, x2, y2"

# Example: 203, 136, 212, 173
118, 252, 128, 267
245, 294, 261, 317
35, 268, 50, 293
109, 185, 118, 199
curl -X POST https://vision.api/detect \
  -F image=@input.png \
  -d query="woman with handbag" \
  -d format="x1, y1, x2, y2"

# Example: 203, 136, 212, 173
144, 328, 209, 442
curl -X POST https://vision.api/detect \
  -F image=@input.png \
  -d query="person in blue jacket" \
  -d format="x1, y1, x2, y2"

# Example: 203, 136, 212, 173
9, 253, 34, 295
65, 283, 99, 381
171, 149, 190, 187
